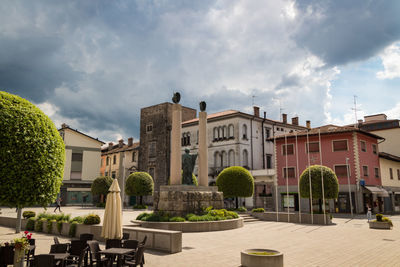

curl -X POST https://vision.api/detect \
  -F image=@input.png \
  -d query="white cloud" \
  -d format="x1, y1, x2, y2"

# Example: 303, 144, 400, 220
377, 43, 400, 79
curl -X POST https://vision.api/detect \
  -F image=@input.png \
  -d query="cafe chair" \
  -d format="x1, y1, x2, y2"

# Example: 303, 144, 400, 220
123, 245, 145, 267
66, 240, 88, 266
122, 240, 139, 261
88, 241, 110, 267
66, 249, 86, 267
50, 244, 69, 253
79, 233, 94, 241
0, 245, 14, 267
139, 236, 147, 264
26, 238, 36, 267
33, 254, 55, 267
54, 237, 60, 244
105, 239, 122, 249
122, 233, 130, 240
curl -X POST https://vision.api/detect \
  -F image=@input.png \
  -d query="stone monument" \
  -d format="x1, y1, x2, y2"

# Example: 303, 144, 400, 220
154, 93, 224, 216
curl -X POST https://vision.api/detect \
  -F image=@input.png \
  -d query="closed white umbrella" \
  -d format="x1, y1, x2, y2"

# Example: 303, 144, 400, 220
101, 179, 123, 239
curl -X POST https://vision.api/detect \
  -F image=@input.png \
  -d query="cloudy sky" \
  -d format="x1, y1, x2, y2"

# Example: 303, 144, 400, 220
1, 0, 400, 143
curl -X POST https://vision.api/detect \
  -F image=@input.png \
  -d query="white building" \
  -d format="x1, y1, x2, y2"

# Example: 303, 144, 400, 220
181, 107, 306, 208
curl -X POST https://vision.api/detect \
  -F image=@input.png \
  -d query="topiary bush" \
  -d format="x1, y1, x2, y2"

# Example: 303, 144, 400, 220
299, 165, 339, 213
22, 211, 36, 219
91, 176, 113, 201
133, 204, 148, 210
376, 214, 383, 222
0, 92, 65, 232
252, 208, 265, 213
70, 216, 85, 224
69, 222, 78, 237
136, 212, 149, 221
84, 214, 101, 225
216, 166, 254, 208
125, 172, 154, 205
26, 217, 35, 231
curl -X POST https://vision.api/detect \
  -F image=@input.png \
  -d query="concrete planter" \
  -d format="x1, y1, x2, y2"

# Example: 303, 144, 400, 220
369, 221, 392, 230
241, 249, 283, 267
251, 211, 332, 225
61, 222, 71, 236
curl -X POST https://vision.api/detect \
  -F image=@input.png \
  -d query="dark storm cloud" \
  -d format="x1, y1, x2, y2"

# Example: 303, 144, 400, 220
294, 0, 400, 66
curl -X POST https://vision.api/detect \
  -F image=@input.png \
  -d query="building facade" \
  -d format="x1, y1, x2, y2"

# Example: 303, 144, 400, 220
58, 124, 104, 205
138, 102, 197, 191
274, 125, 383, 214
100, 137, 140, 205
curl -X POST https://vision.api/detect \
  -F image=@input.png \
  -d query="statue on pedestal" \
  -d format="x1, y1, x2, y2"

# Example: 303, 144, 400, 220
182, 148, 197, 185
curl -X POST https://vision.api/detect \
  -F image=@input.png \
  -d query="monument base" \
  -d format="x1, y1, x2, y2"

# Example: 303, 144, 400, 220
154, 185, 224, 216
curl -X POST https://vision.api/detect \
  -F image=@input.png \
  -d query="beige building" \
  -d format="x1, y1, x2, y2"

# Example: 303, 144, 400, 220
101, 138, 140, 206
59, 123, 104, 205
358, 114, 400, 213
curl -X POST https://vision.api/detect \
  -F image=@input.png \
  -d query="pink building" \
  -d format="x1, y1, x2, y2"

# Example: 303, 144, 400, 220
274, 125, 384, 214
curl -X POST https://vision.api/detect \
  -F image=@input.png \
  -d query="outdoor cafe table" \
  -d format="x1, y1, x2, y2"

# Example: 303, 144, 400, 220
98, 248, 136, 267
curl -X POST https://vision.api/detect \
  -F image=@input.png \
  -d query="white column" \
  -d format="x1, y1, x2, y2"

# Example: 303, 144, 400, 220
170, 104, 182, 185
198, 111, 208, 186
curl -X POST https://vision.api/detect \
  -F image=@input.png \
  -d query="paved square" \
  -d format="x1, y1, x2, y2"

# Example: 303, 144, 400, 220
1, 207, 400, 266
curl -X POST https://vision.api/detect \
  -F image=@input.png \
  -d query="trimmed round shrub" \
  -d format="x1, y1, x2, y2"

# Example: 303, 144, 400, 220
84, 214, 101, 225
169, 216, 185, 222
0, 92, 65, 208
136, 212, 149, 221
299, 165, 339, 199
70, 216, 84, 224
252, 208, 265, 213
216, 166, 254, 198
26, 217, 35, 231
23, 211, 36, 219
133, 204, 148, 210
125, 172, 154, 205
91, 176, 113, 197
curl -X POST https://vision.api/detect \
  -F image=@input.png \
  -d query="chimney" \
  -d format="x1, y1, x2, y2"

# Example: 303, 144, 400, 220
282, 113, 287, 124
291, 117, 299, 126
306, 120, 311, 129
118, 139, 124, 148
263, 111, 266, 119
128, 137, 133, 146
108, 142, 113, 150
253, 106, 260, 117
61, 123, 68, 128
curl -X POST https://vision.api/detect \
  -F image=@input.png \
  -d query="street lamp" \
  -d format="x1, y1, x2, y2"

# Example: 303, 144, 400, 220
346, 158, 354, 218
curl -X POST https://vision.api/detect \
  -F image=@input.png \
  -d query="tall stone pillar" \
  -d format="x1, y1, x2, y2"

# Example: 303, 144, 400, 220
198, 111, 208, 186
170, 103, 182, 185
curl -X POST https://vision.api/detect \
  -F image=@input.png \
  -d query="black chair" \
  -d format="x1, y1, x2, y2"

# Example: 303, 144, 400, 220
105, 239, 122, 249
79, 233, 94, 241
33, 254, 55, 267
122, 240, 139, 262
54, 236, 60, 244
66, 249, 86, 267
26, 239, 36, 267
0, 245, 14, 267
123, 245, 145, 267
50, 244, 69, 253
67, 240, 88, 266
88, 241, 110, 267
122, 233, 130, 240
139, 236, 147, 265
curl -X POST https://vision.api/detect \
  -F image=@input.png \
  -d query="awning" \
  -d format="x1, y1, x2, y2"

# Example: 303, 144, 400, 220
364, 186, 389, 197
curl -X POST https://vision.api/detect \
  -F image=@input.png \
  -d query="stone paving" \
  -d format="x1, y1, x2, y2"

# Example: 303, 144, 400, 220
1, 207, 400, 266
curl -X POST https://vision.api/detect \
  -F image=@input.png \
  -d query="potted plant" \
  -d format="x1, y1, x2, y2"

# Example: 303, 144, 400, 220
12, 231, 32, 267
241, 249, 283, 267
369, 214, 393, 230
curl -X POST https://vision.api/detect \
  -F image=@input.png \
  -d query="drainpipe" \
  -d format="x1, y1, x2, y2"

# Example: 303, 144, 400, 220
262, 112, 266, 169
250, 118, 254, 170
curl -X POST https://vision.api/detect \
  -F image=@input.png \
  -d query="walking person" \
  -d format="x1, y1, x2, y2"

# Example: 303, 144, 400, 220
367, 204, 372, 222
54, 197, 62, 213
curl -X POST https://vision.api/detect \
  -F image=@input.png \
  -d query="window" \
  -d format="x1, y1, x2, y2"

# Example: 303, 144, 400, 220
149, 142, 156, 158
218, 127, 222, 140
213, 127, 218, 141
223, 126, 227, 139
333, 140, 348, 151
221, 151, 227, 167
306, 142, 319, 153
132, 152, 136, 162
360, 141, 366, 152
266, 154, 272, 169
146, 123, 153, 133
111, 171, 116, 179
282, 144, 294, 155
106, 157, 109, 165
228, 150, 235, 166
334, 165, 349, 177
113, 155, 116, 164
105, 171, 108, 177
228, 124, 234, 138
59, 131, 65, 140
101, 158, 104, 167
374, 168, 379, 178
265, 127, 271, 140
182, 132, 191, 146
242, 149, 249, 168
70, 151, 83, 180
372, 144, 377, 155
214, 151, 221, 168
390, 168, 393, 180
72, 153, 83, 161
398, 169, 400, 180
242, 124, 248, 140
363, 166, 368, 177
283, 167, 295, 178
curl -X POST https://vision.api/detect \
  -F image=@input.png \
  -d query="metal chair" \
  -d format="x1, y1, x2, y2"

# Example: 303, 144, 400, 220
105, 239, 122, 249
66, 240, 88, 266
122, 233, 130, 240
66, 249, 86, 267
50, 244, 69, 253
54, 236, 60, 244
33, 254, 55, 267
123, 245, 145, 267
79, 233, 94, 241
88, 241, 110, 267
122, 240, 139, 262
0, 245, 14, 267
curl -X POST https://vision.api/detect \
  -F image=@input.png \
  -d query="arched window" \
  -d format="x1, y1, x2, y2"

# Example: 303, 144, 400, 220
213, 127, 218, 141
242, 149, 249, 167
214, 151, 220, 168
228, 124, 234, 138
218, 126, 222, 140
228, 150, 235, 166
187, 132, 191, 146
223, 126, 227, 139
242, 124, 248, 139
221, 151, 227, 167
182, 133, 186, 146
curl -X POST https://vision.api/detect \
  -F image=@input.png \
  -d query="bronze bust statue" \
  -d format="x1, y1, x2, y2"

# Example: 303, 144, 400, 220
182, 148, 197, 185
172, 92, 181, 104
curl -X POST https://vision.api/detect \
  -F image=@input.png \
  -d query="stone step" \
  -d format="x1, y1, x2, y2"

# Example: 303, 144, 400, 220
244, 218, 261, 223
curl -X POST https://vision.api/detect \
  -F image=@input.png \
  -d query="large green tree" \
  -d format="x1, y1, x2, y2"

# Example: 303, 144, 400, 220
0, 91, 65, 232
125, 172, 154, 205
91, 176, 113, 203
216, 166, 254, 208
299, 165, 339, 213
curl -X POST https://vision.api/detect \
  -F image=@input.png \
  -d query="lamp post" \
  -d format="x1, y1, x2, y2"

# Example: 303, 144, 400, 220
346, 158, 354, 218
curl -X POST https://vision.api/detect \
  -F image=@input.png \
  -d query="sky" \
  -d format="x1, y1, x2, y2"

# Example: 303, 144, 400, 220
1, 0, 400, 143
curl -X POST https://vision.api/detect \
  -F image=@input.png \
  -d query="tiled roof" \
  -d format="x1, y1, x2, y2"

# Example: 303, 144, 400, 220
379, 152, 400, 162
59, 125, 105, 144
272, 124, 383, 140
102, 141, 140, 155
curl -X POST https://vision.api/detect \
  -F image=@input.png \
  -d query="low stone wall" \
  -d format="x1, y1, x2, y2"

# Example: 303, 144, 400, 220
0, 216, 182, 253
251, 212, 331, 225
132, 217, 243, 232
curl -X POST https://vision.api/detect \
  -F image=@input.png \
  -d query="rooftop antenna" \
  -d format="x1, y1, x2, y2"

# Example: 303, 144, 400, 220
279, 99, 285, 120
351, 95, 361, 128
252, 95, 256, 106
